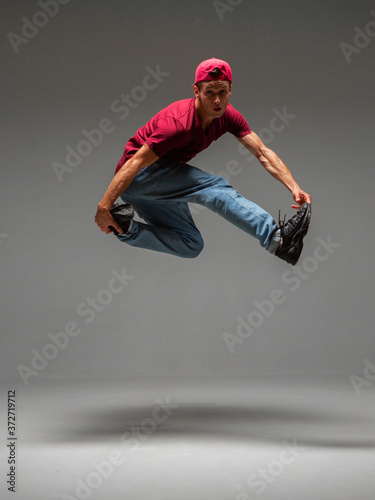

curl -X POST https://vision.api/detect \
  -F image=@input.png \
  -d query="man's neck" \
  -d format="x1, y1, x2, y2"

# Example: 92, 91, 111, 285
194, 98, 214, 133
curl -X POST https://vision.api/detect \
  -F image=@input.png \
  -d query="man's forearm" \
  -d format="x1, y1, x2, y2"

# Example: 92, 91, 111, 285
98, 144, 159, 211
237, 132, 311, 207
95, 159, 140, 235
98, 159, 138, 210
258, 147, 299, 193
95, 144, 159, 234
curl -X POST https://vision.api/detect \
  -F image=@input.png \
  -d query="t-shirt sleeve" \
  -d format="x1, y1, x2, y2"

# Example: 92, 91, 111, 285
145, 116, 185, 158
227, 107, 251, 138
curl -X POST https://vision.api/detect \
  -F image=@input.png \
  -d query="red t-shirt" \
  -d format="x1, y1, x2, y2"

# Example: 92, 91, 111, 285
115, 98, 250, 173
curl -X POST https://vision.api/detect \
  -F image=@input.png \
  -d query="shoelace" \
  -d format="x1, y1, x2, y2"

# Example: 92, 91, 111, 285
278, 210, 287, 228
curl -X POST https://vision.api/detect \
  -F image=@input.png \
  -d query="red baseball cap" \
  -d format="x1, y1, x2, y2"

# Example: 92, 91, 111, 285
193, 57, 232, 85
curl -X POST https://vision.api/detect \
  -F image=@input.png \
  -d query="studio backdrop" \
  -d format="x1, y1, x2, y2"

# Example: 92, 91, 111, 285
1, 0, 374, 383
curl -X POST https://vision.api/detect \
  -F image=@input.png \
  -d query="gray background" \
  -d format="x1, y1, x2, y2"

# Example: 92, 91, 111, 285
1, 0, 374, 381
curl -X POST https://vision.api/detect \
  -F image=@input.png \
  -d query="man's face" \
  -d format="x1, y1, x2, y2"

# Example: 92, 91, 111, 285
194, 80, 232, 119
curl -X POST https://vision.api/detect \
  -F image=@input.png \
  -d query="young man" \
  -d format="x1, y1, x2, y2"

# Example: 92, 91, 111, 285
95, 58, 311, 265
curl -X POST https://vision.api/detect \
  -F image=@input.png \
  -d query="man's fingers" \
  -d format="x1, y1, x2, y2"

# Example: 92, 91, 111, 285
95, 214, 123, 235
109, 224, 123, 235
95, 209, 129, 235
291, 190, 312, 210
109, 217, 123, 235
106, 219, 124, 235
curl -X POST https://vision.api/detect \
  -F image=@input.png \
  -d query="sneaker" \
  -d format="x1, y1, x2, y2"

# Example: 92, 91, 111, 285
109, 203, 134, 235
275, 203, 311, 265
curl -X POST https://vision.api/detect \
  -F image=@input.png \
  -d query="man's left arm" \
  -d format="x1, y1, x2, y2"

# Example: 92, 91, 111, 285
237, 131, 311, 209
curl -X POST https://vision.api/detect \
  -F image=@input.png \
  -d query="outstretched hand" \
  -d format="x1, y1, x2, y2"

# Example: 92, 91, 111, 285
291, 188, 312, 209
95, 206, 123, 235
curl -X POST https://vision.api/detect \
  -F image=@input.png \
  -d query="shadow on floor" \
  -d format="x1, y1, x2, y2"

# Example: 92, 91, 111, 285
52, 400, 375, 449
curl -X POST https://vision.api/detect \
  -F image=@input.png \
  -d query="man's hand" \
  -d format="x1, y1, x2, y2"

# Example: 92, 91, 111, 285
291, 188, 312, 209
95, 206, 123, 235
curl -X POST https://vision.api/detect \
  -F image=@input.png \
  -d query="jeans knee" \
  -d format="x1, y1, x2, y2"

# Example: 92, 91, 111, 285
214, 175, 232, 188
181, 235, 204, 258
195, 175, 233, 211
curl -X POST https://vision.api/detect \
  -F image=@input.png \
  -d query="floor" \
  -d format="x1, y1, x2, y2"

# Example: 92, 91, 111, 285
2, 375, 375, 500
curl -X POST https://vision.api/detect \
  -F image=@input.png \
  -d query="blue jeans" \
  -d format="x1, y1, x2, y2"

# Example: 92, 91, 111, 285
117, 157, 279, 258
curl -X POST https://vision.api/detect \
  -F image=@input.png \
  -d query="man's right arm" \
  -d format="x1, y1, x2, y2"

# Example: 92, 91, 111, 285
95, 143, 159, 234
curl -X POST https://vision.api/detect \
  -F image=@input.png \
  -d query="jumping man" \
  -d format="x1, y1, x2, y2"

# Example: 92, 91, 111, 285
95, 58, 312, 265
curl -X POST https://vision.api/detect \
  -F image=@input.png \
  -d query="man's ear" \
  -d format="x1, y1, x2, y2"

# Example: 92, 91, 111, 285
229, 83, 232, 96
193, 84, 200, 98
